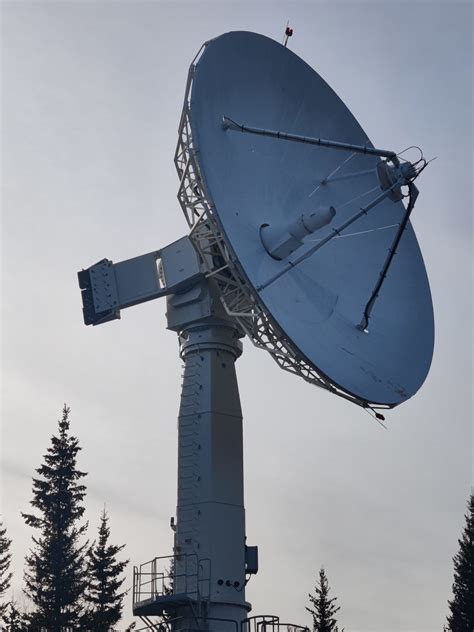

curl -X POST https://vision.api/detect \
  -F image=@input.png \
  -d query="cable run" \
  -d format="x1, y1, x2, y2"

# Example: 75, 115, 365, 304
337, 185, 381, 209
308, 223, 399, 242
308, 152, 356, 197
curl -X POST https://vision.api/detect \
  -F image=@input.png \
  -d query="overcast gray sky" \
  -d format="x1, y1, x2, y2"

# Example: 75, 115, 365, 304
1, 1, 472, 630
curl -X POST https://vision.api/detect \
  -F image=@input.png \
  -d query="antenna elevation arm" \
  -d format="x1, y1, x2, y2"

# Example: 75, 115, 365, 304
78, 237, 202, 326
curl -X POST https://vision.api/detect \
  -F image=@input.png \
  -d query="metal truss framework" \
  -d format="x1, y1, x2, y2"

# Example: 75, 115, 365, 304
174, 43, 391, 414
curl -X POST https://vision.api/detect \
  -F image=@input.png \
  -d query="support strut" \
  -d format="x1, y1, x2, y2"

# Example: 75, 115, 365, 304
257, 180, 402, 292
222, 116, 398, 161
358, 183, 419, 331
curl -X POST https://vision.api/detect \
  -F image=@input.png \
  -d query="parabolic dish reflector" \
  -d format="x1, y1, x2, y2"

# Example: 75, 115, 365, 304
175, 31, 434, 408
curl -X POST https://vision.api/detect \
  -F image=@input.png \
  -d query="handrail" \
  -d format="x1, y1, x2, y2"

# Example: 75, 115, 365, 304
241, 615, 309, 632
242, 615, 280, 632
133, 553, 211, 607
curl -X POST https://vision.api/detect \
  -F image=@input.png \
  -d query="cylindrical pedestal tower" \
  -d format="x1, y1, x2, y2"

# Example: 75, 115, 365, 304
167, 281, 251, 630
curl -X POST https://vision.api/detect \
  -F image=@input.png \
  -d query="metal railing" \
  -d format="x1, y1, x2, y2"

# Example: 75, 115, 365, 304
242, 615, 310, 632
136, 615, 171, 632
133, 553, 211, 608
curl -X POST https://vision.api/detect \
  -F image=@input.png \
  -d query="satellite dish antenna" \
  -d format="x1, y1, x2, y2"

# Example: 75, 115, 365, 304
78, 31, 434, 631
185, 31, 434, 411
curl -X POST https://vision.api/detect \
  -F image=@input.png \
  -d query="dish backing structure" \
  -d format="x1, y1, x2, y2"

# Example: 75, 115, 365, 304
78, 31, 434, 632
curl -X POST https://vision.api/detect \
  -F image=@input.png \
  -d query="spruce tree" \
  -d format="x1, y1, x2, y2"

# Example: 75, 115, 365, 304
0, 520, 12, 616
82, 508, 128, 631
306, 567, 344, 632
22, 405, 88, 631
446, 492, 474, 632
1, 601, 29, 631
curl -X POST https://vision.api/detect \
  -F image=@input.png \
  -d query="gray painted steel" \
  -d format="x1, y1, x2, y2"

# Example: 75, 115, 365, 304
167, 280, 251, 629
189, 31, 434, 406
